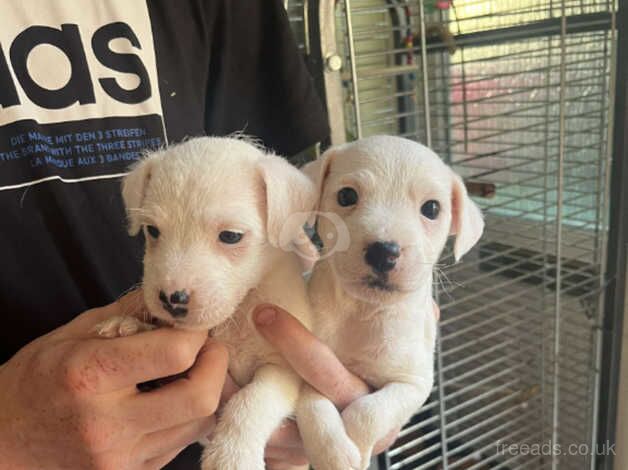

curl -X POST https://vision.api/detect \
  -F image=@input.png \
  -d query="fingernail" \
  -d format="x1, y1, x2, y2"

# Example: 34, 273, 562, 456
254, 307, 277, 326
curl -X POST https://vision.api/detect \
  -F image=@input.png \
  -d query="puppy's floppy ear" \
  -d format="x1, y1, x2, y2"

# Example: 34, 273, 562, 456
450, 172, 484, 261
300, 148, 336, 223
121, 157, 154, 236
258, 155, 318, 248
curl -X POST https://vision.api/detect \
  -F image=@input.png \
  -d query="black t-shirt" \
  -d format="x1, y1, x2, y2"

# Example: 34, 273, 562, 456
0, 1, 328, 467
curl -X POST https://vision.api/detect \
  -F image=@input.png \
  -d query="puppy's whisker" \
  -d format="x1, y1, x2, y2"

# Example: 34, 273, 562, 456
118, 282, 143, 298
435, 265, 461, 289
432, 266, 460, 301
115, 283, 149, 319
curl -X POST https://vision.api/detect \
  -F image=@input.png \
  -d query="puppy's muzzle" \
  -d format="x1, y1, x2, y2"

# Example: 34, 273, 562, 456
364, 241, 400, 274
159, 289, 190, 318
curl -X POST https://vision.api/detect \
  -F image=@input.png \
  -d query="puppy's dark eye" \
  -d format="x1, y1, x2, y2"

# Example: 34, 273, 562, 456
219, 231, 243, 244
337, 187, 358, 207
146, 225, 160, 239
421, 200, 440, 220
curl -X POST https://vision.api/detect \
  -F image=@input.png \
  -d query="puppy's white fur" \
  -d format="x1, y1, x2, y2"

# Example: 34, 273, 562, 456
100, 136, 316, 470
296, 136, 484, 470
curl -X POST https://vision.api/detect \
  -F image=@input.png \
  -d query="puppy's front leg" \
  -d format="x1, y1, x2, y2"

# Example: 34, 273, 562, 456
92, 315, 155, 338
201, 364, 301, 470
297, 384, 361, 470
341, 379, 432, 470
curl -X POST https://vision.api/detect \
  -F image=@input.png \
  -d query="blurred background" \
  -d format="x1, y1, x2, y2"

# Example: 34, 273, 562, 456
284, 1, 626, 469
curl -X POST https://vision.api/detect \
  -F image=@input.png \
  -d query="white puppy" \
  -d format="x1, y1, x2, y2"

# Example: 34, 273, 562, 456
296, 135, 484, 470
96, 136, 316, 470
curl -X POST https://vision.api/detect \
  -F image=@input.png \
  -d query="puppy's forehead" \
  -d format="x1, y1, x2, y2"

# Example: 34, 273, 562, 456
330, 136, 451, 193
155, 137, 263, 177
145, 137, 264, 215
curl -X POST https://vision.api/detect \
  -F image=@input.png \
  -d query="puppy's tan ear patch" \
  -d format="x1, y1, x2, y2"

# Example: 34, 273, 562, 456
258, 155, 318, 248
121, 157, 153, 236
450, 172, 484, 261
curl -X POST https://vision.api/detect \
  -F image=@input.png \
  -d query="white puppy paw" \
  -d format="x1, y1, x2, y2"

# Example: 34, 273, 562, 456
92, 315, 155, 338
201, 441, 264, 470
306, 430, 361, 470
341, 398, 381, 470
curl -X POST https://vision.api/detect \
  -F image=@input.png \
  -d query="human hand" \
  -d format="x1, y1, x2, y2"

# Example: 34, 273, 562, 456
0, 291, 228, 470
251, 305, 405, 469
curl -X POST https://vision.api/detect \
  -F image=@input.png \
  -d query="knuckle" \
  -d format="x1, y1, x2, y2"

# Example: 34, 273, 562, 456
77, 419, 113, 453
62, 343, 122, 394
91, 455, 125, 470
76, 417, 130, 462
61, 352, 101, 395
188, 388, 220, 416
163, 341, 197, 373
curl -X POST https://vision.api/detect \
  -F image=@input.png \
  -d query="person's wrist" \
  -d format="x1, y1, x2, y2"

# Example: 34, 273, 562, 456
0, 369, 11, 427
0, 414, 21, 466
0, 365, 29, 466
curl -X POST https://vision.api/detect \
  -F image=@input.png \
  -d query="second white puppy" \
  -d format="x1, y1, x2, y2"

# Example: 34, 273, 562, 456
98, 136, 316, 470
297, 135, 484, 470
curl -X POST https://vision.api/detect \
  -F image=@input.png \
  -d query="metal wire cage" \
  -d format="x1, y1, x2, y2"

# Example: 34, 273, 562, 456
287, 1, 619, 469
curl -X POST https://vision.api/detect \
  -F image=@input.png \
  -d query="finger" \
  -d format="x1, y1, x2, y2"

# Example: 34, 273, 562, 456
66, 327, 209, 393
267, 420, 303, 448
265, 460, 309, 470
138, 416, 215, 462
264, 448, 309, 467
373, 426, 401, 455
265, 461, 302, 470
253, 305, 369, 409
220, 373, 240, 404
143, 446, 186, 470
127, 340, 229, 432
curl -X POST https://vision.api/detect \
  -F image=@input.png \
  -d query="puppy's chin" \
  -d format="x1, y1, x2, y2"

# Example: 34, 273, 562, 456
143, 293, 237, 332
333, 272, 402, 304
171, 318, 219, 331
335, 265, 432, 305
344, 283, 393, 304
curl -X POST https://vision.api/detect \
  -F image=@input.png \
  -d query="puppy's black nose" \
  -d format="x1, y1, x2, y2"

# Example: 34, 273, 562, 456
159, 290, 189, 318
365, 241, 400, 273
170, 290, 189, 305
